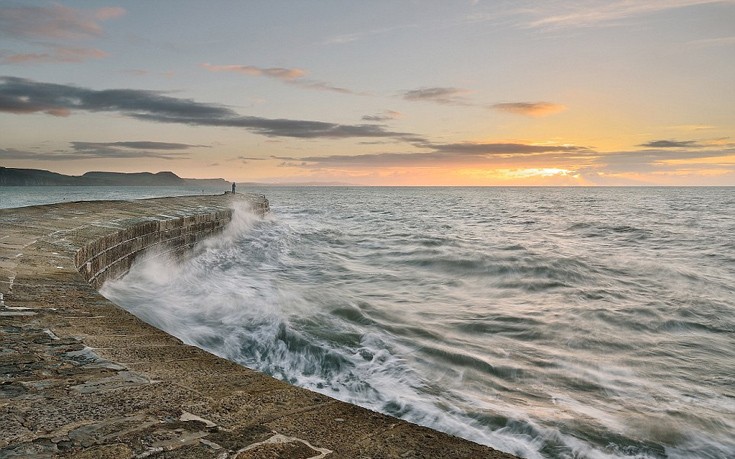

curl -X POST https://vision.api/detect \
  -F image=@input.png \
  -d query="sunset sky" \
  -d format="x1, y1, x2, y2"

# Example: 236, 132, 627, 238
1, 1, 734, 185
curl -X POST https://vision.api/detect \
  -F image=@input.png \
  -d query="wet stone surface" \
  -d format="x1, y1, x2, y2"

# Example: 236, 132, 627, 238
0, 195, 516, 458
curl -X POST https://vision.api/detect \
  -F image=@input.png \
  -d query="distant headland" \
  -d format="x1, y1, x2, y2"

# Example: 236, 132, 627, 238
0, 167, 228, 187
0, 167, 356, 187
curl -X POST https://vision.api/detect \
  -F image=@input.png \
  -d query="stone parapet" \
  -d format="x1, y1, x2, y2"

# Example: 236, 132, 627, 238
75, 208, 234, 288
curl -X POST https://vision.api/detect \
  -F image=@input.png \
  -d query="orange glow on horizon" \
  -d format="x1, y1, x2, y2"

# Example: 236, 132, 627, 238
659, 155, 735, 166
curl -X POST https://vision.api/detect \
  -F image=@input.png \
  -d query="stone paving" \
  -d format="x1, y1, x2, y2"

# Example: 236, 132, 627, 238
0, 194, 517, 458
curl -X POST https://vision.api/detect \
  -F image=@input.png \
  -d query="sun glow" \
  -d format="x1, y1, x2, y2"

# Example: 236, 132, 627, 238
460, 167, 577, 179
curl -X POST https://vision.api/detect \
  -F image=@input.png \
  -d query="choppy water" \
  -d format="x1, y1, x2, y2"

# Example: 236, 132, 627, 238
45, 186, 734, 458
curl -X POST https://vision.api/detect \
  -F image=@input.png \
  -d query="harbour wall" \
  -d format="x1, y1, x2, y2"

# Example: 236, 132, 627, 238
0, 194, 515, 458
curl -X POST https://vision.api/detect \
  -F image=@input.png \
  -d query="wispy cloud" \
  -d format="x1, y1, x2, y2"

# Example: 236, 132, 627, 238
666, 124, 717, 131
1, 47, 107, 64
120, 69, 176, 79
429, 142, 587, 154
201, 64, 305, 81
403, 87, 566, 117
275, 142, 593, 168
402, 87, 474, 105
237, 156, 267, 161
234, 155, 268, 164
0, 140, 196, 161
592, 147, 735, 173
362, 110, 401, 122
638, 138, 735, 149
491, 102, 567, 117
322, 24, 418, 45
687, 35, 735, 47
639, 139, 702, 148
67, 141, 193, 159
72, 141, 209, 151
202, 63, 360, 95
0, 4, 123, 65
292, 80, 356, 94
269, 138, 734, 183
0, 76, 422, 141
524, 1, 731, 29
0, 4, 124, 40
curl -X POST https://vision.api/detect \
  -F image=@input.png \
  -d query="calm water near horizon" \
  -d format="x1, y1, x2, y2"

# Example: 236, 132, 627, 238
0, 185, 228, 209
3, 186, 734, 458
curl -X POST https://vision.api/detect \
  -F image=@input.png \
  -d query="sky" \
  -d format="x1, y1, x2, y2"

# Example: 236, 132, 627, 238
1, 1, 734, 186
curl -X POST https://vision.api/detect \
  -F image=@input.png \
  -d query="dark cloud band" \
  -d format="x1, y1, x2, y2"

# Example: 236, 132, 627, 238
274, 142, 593, 168
72, 141, 208, 151
402, 87, 472, 105
639, 140, 701, 148
0, 76, 421, 141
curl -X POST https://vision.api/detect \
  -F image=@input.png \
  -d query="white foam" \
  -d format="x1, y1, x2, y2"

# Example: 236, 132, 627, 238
98, 194, 735, 459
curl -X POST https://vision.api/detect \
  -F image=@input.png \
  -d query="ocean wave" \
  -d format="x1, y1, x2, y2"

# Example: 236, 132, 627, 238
103, 187, 735, 459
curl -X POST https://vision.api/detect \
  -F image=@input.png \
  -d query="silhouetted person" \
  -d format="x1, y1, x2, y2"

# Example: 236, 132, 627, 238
231, 182, 236, 194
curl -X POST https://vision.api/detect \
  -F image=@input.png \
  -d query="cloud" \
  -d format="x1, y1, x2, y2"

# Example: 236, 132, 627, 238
0, 76, 232, 118
0, 76, 422, 141
0, 47, 107, 64
592, 148, 735, 173
639, 139, 702, 148
322, 24, 419, 45
120, 69, 176, 79
202, 63, 360, 95
202, 64, 305, 81
362, 110, 401, 122
687, 35, 735, 47
94, 7, 127, 21
237, 156, 267, 161
292, 80, 355, 94
274, 142, 593, 168
402, 87, 473, 105
638, 138, 735, 150
525, 1, 729, 29
0, 4, 122, 66
491, 102, 567, 117
67, 143, 190, 160
0, 142, 190, 161
429, 142, 588, 154
403, 89, 566, 116
0, 148, 50, 160
72, 141, 208, 151
130, 113, 423, 140
666, 124, 717, 131
272, 141, 735, 185
235, 155, 267, 164
0, 4, 124, 40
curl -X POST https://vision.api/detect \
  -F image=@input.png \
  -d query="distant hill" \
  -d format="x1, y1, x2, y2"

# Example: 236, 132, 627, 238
0, 167, 228, 187
0, 167, 92, 186
81, 171, 184, 186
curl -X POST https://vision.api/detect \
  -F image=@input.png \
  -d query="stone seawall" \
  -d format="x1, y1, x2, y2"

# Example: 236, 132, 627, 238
0, 194, 516, 459
75, 208, 232, 288
73, 193, 269, 288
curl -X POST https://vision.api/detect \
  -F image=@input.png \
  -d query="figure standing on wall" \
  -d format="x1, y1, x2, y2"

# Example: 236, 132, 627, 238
231, 182, 236, 194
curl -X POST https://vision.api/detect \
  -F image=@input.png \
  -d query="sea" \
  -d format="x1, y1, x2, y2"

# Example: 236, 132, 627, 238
2, 186, 734, 459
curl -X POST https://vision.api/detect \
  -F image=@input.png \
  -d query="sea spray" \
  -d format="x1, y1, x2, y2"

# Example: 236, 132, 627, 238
102, 187, 735, 459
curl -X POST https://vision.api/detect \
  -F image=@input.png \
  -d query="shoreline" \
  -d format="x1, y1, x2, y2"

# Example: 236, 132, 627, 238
0, 194, 517, 458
